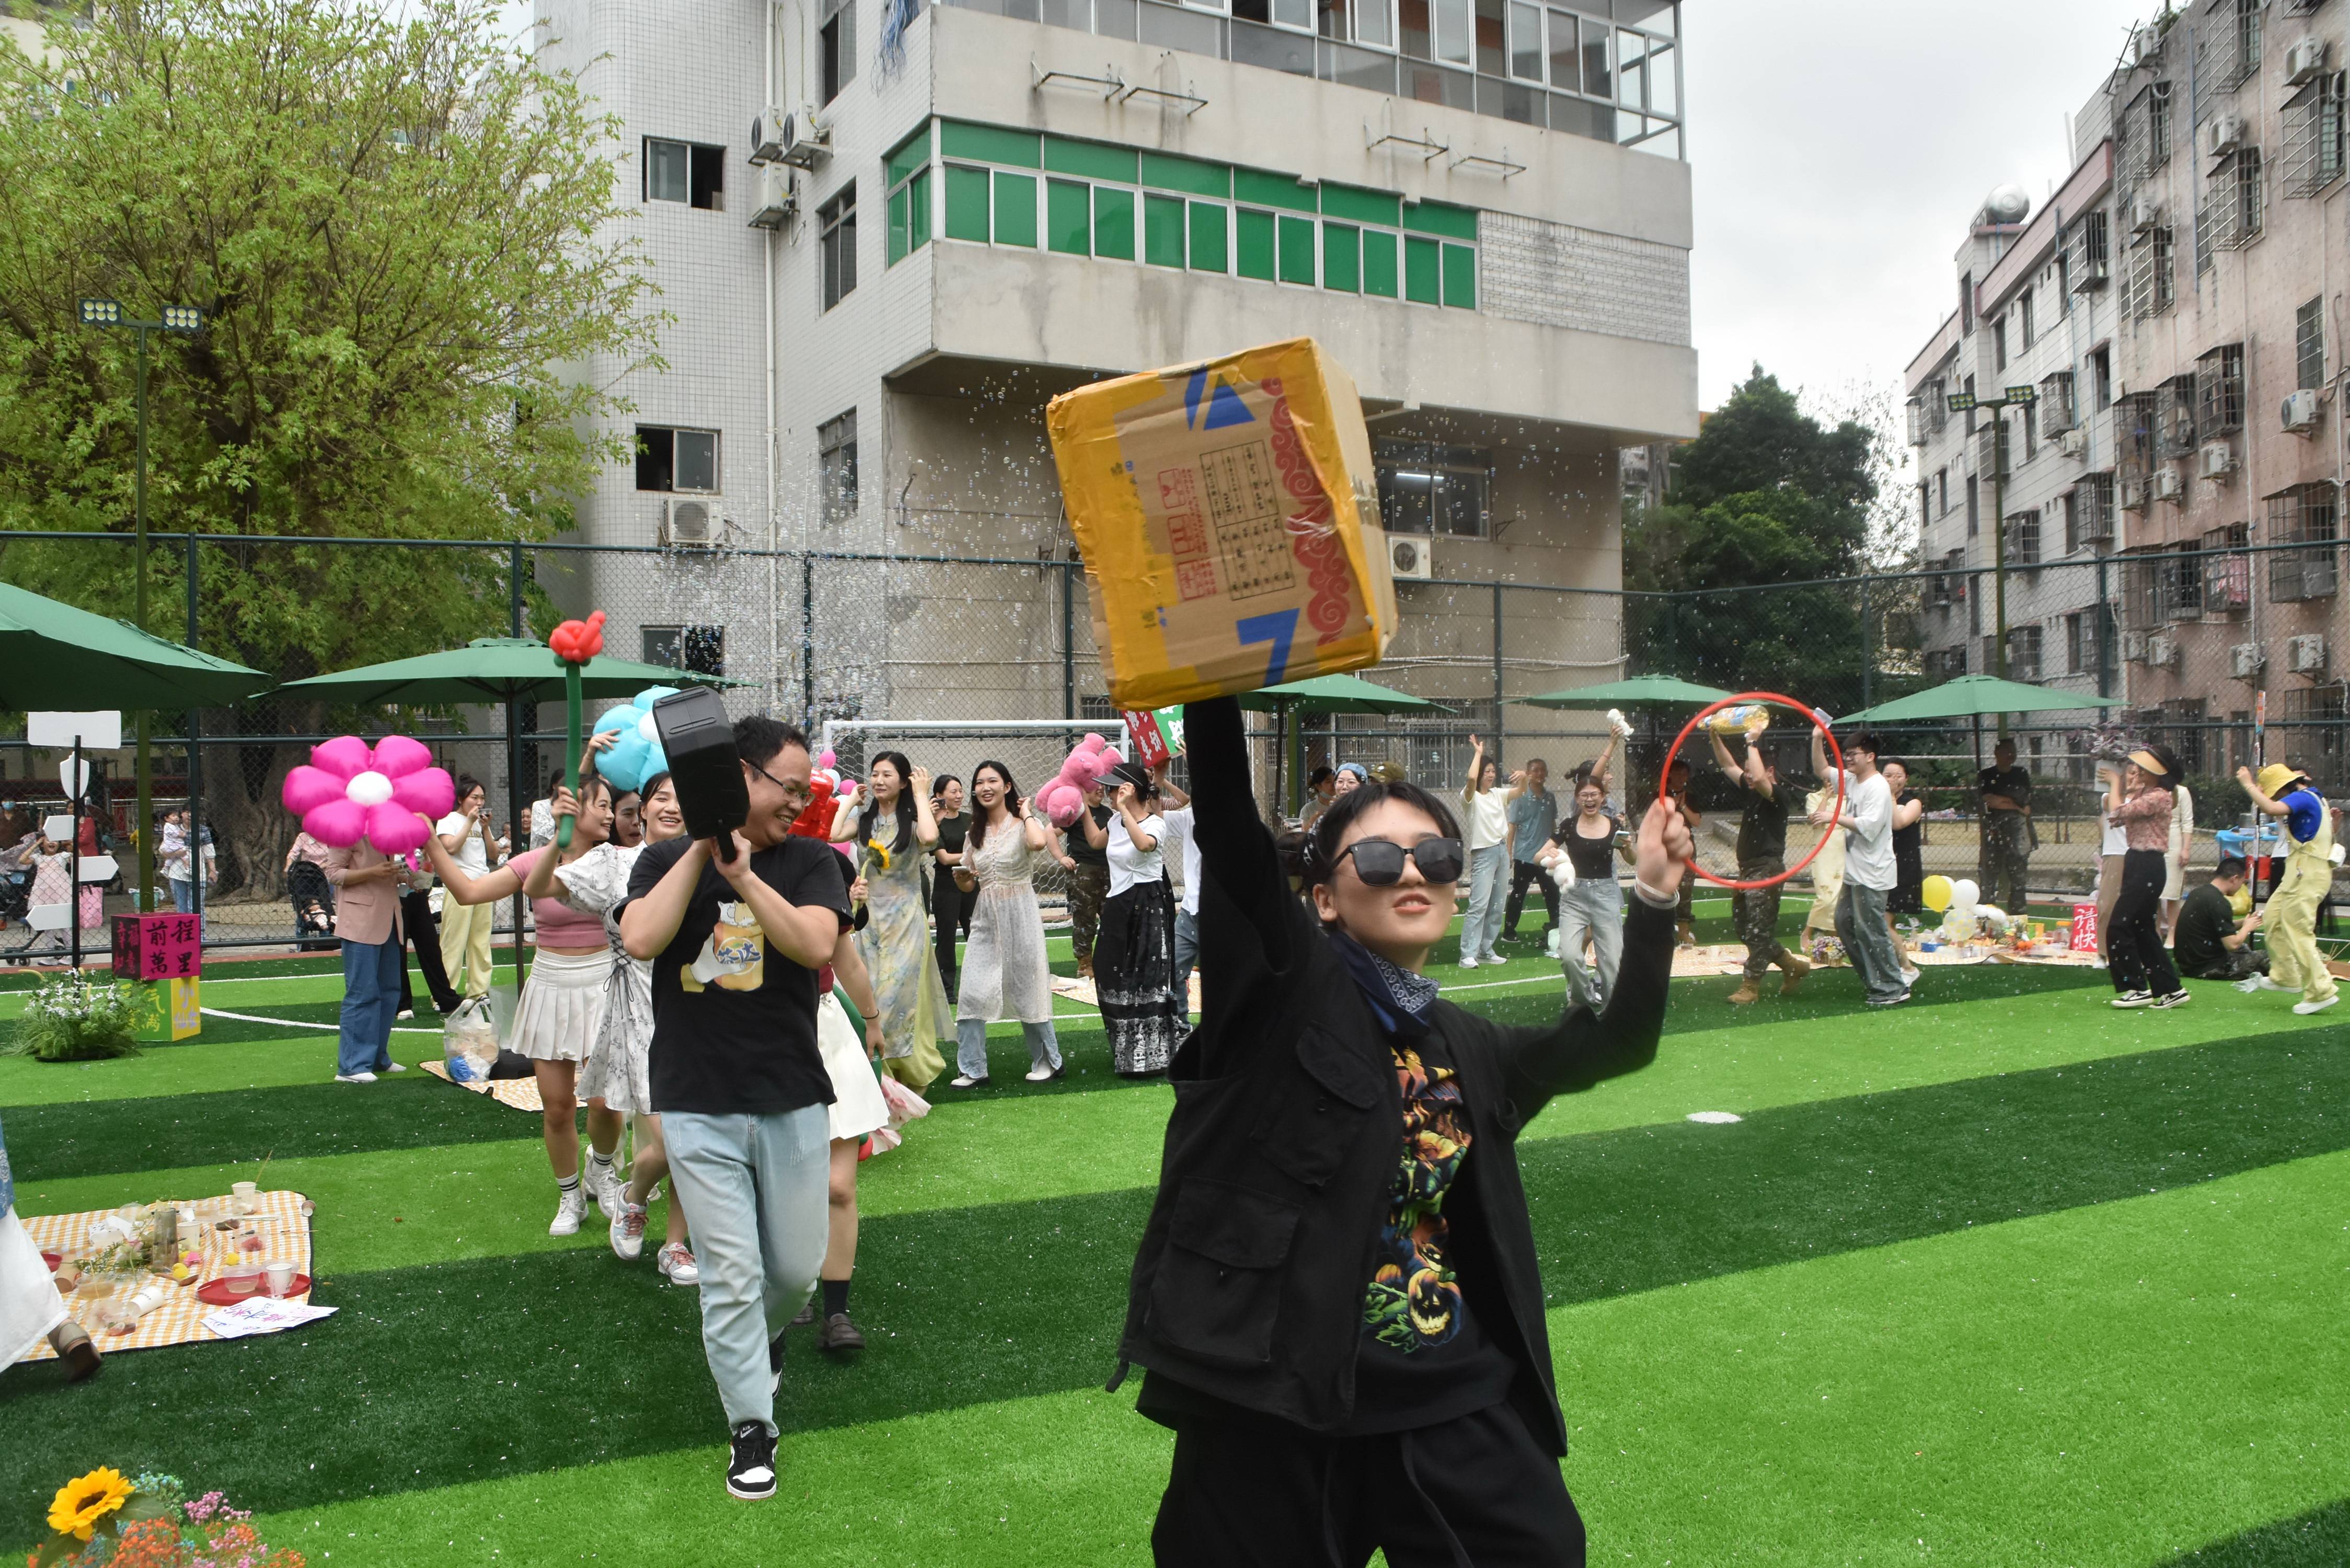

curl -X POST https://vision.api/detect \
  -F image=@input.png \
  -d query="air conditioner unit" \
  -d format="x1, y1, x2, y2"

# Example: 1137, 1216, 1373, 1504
660, 496, 721, 549
2060, 429, 2087, 458
2282, 388, 2321, 433
2129, 194, 2161, 233
2287, 38, 2327, 84
2124, 630, 2151, 664
2199, 441, 2239, 479
2291, 632, 2330, 673
2147, 632, 2180, 667
749, 164, 794, 230
1389, 535, 1435, 581
749, 108, 789, 165
2231, 642, 2265, 677
2121, 475, 2149, 511
2204, 114, 2248, 160
2152, 466, 2185, 501
777, 112, 831, 170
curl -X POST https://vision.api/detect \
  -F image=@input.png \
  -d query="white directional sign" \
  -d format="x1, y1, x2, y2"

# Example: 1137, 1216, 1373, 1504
28, 711, 122, 751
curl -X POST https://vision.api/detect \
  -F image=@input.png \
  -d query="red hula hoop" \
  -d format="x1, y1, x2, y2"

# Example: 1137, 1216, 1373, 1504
1657, 691, 1844, 892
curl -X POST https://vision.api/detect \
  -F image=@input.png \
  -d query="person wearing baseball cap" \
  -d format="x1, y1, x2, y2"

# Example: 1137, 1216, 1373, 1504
2234, 760, 2339, 1015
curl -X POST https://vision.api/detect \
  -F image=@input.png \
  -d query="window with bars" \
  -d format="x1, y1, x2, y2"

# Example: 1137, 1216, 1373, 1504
2021, 401, 2037, 461
2279, 686, 2347, 789
2003, 509, 2041, 570
2067, 610, 2098, 675
2040, 370, 2078, 432
2297, 297, 2326, 389
2267, 483, 2340, 600
2203, 524, 2251, 614
2161, 547, 2205, 620
2126, 226, 2174, 317
1976, 421, 2009, 479
2197, 344, 2245, 434
2073, 209, 2112, 291
2066, 474, 2115, 551
819, 410, 858, 525
2005, 625, 2044, 682
1924, 647, 1967, 679
2157, 377, 2199, 457
2285, 71, 2347, 197
2210, 147, 2264, 249
2091, 344, 2113, 410
2126, 82, 2173, 179
2199, 0, 2261, 90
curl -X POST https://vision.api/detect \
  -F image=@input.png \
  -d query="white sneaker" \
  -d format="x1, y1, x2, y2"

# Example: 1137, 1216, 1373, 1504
1479, 951, 1504, 966
2254, 976, 2293, 992
586, 1163, 620, 1218
381, 1060, 408, 1074
1024, 1065, 1056, 1082
658, 1242, 701, 1286
2110, 990, 2154, 1009
609, 1198, 648, 1261
2293, 994, 2339, 1016
2234, 976, 2264, 994
1900, 966, 1921, 986
334, 1071, 377, 1084
549, 1186, 586, 1237
395, 1009, 414, 1020
1459, 955, 1480, 969
949, 1074, 988, 1089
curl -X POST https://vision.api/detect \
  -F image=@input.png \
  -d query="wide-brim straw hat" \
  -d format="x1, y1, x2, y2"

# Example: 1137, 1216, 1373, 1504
2256, 762, 2310, 797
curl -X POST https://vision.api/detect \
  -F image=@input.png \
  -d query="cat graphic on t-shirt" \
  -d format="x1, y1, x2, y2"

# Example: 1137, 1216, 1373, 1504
683, 900, 764, 992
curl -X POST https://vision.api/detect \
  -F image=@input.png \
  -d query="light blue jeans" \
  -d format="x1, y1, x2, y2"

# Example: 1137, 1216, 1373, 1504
1172, 908, 1199, 1014
955, 1017, 1062, 1081
336, 936, 401, 1077
1834, 882, 1909, 1003
661, 1104, 831, 1437
1462, 844, 1508, 959
1557, 878, 1625, 1011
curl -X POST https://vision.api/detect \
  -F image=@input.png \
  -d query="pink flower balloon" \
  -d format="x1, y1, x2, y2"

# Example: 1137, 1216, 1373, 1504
282, 735, 456, 854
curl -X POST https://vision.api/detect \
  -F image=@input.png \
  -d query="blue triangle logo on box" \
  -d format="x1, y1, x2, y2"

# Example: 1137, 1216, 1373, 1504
1183, 368, 1256, 431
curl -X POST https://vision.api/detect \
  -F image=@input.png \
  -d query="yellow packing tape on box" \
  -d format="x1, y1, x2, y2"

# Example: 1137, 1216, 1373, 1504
1047, 338, 1397, 711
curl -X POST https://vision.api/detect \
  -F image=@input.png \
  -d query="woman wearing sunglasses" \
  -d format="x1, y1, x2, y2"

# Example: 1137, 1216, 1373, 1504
1116, 695, 1690, 1565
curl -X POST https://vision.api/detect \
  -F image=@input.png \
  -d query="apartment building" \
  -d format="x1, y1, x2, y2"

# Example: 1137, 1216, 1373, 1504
535, 0, 1699, 727
1909, 0, 2350, 782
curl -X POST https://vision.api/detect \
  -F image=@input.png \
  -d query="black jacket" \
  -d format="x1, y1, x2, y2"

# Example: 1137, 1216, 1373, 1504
1114, 697, 1676, 1453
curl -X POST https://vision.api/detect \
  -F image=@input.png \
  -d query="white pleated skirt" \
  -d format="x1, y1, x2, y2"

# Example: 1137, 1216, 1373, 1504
817, 994, 891, 1143
509, 948, 616, 1064
1, 1207, 66, 1371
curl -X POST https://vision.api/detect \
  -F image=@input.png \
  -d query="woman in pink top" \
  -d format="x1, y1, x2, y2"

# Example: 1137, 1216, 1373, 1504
425, 773, 623, 1238
2101, 744, 2186, 1010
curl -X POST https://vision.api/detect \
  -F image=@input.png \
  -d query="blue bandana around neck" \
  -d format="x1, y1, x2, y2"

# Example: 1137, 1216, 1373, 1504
1327, 929, 1439, 1037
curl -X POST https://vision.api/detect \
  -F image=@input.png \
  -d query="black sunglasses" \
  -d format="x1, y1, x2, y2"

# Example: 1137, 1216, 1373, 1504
1334, 836, 1465, 886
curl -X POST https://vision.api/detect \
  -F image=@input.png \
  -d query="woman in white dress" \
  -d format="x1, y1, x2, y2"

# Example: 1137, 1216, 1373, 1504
575, 772, 699, 1286
1, 1113, 100, 1382
789, 904, 892, 1353
2160, 779, 2196, 942
949, 761, 1063, 1088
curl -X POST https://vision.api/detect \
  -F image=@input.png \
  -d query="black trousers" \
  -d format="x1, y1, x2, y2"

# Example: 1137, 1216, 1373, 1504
1502, 860, 1559, 936
2108, 848, 2182, 998
930, 868, 973, 997
1153, 1402, 1584, 1568
396, 887, 464, 1015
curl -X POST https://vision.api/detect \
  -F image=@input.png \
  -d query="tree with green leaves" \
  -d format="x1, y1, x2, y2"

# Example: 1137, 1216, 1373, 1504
0, 0, 656, 892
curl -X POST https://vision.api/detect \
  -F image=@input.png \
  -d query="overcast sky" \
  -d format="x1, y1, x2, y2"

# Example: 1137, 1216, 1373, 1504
1685, 0, 2151, 415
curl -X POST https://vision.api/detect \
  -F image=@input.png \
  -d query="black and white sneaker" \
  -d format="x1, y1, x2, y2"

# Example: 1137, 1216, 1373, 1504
769, 1328, 787, 1394
726, 1421, 777, 1501
2151, 989, 2192, 1009
1865, 990, 1910, 1008
2110, 989, 2155, 1009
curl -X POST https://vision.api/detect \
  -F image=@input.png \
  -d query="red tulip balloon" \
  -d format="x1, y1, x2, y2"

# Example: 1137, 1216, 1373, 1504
548, 610, 607, 847
282, 735, 455, 856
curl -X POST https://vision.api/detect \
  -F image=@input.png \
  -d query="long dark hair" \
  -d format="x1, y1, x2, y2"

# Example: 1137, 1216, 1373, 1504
967, 759, 1021, 850
857, 750, 919, 854
1305, 778, 1464, 892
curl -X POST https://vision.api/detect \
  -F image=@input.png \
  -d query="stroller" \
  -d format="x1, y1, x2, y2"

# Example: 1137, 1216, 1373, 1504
287, 858, 339, 951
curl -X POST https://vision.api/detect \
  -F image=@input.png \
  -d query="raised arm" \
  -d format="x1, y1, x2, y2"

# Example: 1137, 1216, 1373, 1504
2235, 766, 2290, 818
1891, 793, 1925, 830
1185, 696, 1301, 995
419, 822, 524, 905
1079, 804, 1111, 851
1114, 785, 1159, 854
1151, 758, 1191, 810
1463, 735, 1487, 796
828, 783, 862, 843
1588, 730, 1619, 785
909, 767, 941, 850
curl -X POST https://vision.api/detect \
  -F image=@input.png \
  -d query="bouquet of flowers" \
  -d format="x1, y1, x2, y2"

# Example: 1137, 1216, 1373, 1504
27, 1470, 304, 1567
6, 972, 141, 1062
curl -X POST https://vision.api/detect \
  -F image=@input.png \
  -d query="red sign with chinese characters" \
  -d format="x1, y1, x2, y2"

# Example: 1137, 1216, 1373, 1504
112, 912, 203, 980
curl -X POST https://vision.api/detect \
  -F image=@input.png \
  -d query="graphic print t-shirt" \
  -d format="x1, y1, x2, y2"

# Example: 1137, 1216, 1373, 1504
619, 836, 854, 1116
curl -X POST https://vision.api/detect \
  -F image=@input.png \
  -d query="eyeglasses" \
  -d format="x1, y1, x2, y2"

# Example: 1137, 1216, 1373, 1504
1333, 836, 1465, 886
748, 759, 811, 808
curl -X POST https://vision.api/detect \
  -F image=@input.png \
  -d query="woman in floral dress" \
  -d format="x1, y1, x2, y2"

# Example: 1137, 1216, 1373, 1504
949, 762, 1063, 1088
834, 752, 950, 1090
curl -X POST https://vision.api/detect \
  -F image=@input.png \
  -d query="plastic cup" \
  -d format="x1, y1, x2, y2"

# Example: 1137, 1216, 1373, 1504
231, 1181, 259, 1215
265, 1261, 297, 1298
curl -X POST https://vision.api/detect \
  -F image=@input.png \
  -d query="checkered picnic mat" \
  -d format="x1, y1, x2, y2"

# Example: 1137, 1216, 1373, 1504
15, 1190, 314, 1363
419, 1055, 544, 1112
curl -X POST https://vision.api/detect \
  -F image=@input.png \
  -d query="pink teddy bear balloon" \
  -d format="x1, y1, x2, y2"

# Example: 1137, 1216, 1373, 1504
281, 735, 456, 857
1035, 733, 1123, 827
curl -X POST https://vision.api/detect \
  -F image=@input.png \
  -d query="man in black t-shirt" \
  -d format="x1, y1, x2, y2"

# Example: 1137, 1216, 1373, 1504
1977, 740, 2033, 912
1710, 727, 1808, 1002
2172, 856, 2268, 982
617, 714, 854, 1503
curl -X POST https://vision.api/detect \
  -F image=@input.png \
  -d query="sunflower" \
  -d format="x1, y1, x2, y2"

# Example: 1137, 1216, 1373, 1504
48, 1467, 133, 1541
865, 838, 893, 871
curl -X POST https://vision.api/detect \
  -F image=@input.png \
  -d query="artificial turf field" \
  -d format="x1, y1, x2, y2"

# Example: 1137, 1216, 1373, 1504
2, 896, 2346, 1566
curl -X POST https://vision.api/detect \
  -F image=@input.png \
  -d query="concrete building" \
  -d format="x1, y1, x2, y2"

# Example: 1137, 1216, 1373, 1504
535, 0, 1699, 730
1908, 0, 2350, 785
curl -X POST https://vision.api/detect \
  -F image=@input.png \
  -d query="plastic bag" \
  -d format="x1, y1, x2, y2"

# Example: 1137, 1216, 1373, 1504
443, 997, 499, 1083
877, 1073, 930, 1129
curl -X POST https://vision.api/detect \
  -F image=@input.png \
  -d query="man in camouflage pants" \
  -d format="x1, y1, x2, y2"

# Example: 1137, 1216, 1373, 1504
1711, 728, 1811, 1003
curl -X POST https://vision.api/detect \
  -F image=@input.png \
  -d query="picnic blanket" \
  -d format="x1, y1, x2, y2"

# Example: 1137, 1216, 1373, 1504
419, 1056, 544, 1112
1049, 973, 1203, 1012
16, 1189, 315, 1363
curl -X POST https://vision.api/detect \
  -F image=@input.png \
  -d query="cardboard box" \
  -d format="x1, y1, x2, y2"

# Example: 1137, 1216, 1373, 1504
1048, 338, 1396, 710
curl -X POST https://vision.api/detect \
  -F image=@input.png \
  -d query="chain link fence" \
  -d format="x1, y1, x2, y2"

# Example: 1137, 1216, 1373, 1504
3, 529, 2346, 955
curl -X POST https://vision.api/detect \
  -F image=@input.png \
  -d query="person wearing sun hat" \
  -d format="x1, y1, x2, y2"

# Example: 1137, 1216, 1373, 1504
2235, 759, 2339, 1016
2100, 744, 2189, 1009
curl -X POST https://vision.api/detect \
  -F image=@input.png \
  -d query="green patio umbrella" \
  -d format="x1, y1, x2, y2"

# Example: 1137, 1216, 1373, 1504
1238, 673, 1454, 815
282, 638, 740, 979
1, 580, 273, 927
1509, 674, 1735, 709
1836, 674, 2125, 725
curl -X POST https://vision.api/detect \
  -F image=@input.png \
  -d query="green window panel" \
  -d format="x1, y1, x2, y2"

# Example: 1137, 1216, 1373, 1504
1278, 214, 1316, 285
1402, 199, 1478, 240
1047, 178, 1091, 255
1144, 192, 1186, 268
1043, 136, 1138, 183
1232, 167, 1318, 214
993, 171, 1038, 247
1094, 186, 1136, 259
889, 186, 910, 266
1442, 243, 1476, 308
1404, 235, 1441, 303
1236, 207, 1276, 280
944, 163, 991, 241
941, 120, 1041, 168
909, 168, 931, 251
1362, 229, 1399, 297
884, 122, 932, 189
1320, 182, 1402, 227
1322, 222, 1361, 293
1189, 201, 1228, 273
1139, 151, 1230, 199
